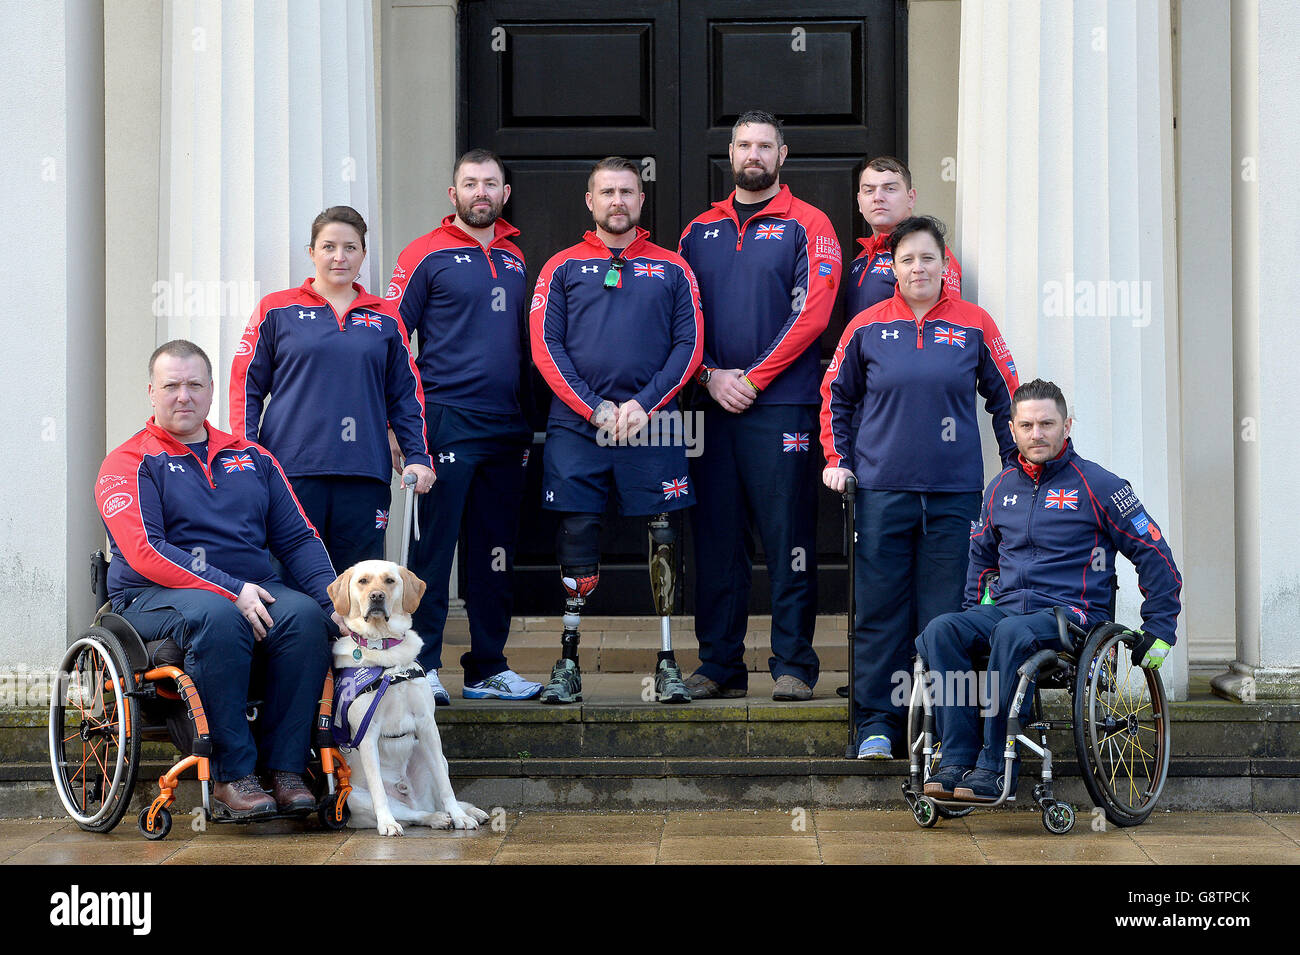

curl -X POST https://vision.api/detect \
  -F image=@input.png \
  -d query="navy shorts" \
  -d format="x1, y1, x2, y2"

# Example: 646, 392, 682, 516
542, 420, 693, 516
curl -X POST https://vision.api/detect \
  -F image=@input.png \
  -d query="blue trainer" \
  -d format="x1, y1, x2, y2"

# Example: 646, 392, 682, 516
463, 669, 542, 701
856, 735, 892, 759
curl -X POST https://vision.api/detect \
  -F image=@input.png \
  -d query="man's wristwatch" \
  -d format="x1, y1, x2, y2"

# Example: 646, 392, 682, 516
696, 366, 713, 386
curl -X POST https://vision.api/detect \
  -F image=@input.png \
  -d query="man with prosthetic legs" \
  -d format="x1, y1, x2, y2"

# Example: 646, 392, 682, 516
530, 157, 704, 703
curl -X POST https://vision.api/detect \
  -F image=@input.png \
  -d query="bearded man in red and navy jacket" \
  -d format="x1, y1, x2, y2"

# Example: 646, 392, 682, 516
915, 379, 1182, 803
678, 109, 842, 702
96, 340, 349, 821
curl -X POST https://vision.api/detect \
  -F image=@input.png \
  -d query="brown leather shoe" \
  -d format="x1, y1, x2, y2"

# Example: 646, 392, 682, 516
270, 771, 315, 814
212, 774, 276, 819
683, 672, 746, 700
772, 674, 813, 701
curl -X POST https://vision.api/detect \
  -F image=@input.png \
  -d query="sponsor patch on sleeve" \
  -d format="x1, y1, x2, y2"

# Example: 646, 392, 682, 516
1110, 484, 1142, 519
815, 235, 842, 262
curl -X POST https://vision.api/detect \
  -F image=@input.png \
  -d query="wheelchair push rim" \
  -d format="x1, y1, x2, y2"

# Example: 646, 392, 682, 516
1073, 625, 1170, 826
48, 631, 140, 830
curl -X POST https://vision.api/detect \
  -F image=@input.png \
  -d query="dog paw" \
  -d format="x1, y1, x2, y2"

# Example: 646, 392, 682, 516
460, 802, 490, 824
427, 812, 452, 829
377, 817, 404, 837
449, 811, 480, 831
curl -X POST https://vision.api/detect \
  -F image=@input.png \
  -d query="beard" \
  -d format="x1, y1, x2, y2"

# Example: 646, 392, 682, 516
596, 208, 639, 235
733, 162, 779, 192
456, 195, 503, 229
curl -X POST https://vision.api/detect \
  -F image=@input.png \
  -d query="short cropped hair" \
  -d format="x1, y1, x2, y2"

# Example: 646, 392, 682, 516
731, 109, 784, 147
860, 155, 913, 191
310, 205, 368, 251
587, 156, 642, 192
889, 215, 947, 258
453, 147, 506, 184
1011, 379, 1069, 420
149, 340, 213, 381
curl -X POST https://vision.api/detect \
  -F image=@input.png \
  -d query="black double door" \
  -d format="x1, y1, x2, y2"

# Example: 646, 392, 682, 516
461, 0, 905, 614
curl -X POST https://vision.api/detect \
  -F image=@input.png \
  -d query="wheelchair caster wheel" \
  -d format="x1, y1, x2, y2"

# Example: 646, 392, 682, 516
318, 798, 350, 831
912, 796, 940, 828
139, 806, 172, 840
936, 804, 974, 820
1043, 803, 1075, 835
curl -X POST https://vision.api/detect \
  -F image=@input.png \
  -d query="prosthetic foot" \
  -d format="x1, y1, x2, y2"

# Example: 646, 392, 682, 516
649, 514, 690, 703
540, 548, 597, 704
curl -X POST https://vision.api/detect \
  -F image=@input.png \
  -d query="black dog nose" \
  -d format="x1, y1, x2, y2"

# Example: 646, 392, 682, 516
368, 592, 385, 603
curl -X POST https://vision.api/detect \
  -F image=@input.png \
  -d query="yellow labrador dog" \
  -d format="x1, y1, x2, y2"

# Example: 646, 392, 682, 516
328, 560, 489, 835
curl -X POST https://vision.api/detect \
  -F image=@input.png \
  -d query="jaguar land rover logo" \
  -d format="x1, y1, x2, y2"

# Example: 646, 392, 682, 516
101, 493, 133, 519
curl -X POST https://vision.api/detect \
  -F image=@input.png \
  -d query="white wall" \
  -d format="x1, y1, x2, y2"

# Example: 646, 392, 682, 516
0, 1, 105, 662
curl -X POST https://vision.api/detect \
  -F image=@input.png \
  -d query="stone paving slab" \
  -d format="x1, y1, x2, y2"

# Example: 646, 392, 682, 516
0, 810, 1293, 865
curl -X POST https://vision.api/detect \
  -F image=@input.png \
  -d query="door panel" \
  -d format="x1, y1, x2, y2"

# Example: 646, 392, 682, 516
461, 0, 904, 614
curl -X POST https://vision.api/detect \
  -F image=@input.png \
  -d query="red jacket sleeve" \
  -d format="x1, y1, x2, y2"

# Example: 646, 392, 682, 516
529, 256, 602, 420
228, 298, 277, 442
96, 446, 245, 600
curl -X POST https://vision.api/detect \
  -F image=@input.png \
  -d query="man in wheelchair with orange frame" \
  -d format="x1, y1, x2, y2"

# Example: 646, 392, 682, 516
86, 339, 351, 827
907, 378, 1182, 831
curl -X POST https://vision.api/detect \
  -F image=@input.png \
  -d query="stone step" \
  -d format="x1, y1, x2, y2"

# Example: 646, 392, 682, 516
439, 614, 850, 674
16, 675, 1299, 762
9, 755, 1299, 819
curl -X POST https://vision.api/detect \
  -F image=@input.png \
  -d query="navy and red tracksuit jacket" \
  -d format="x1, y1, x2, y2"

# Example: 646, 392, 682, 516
96, 419, 337, 615
530, 227, 703, 430
846, 231, 963, 318
966, 441, 1183, 643
385, 215, 530, 417
678, 185, 842, 405
228, 279, 430, 482
820, 284, 1019, 491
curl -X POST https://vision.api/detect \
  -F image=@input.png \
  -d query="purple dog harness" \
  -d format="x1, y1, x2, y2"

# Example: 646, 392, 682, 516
332, 663, 426, 747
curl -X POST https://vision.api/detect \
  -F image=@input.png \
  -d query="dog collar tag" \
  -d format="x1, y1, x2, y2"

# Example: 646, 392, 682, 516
352, 647, 363, 661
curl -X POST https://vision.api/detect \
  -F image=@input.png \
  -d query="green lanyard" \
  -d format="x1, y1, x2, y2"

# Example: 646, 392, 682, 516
603, 255, 625, 288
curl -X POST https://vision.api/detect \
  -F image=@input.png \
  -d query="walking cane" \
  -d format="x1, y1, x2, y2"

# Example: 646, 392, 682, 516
399, 472, 419, 568
843, 474, 858, 759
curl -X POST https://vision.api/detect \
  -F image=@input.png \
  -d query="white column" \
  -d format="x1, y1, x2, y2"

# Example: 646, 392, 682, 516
156, 0, 381, 429
1174, 0, 1236, 668
955, 0, 1187, 698
0, 1, 106, 664
1213, 0, 1300, 701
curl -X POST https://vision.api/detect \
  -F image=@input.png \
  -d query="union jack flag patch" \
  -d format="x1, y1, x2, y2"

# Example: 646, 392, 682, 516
502, 257, 524, 273
754, 223, 785, 240
934, 326, 967, 348
222, 453, 256, 473
661, 476, 689, 499
375, 509, 389, 529
870, 255, 893, 274
782, 432, 810, 452
351, 313, 384, 329
634, 262, 665, 279
1044, 489, 1079, 510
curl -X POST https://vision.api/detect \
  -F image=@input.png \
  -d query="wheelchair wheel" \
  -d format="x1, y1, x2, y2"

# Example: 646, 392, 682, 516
138, 805, 172, 840
318, 796, 350, 831
1042, 802, 1075, 835
1072, 624, 1170, 827
905, 673, 974, 820
48, 628, 141, 832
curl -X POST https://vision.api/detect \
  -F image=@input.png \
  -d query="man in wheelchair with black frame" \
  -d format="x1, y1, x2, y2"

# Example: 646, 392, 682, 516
94, 339, 350, 820
913, 378, 1182, 810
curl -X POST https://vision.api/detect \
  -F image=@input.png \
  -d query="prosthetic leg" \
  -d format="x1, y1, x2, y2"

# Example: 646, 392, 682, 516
649, 514, 690, 703
541, 514, 601, 704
